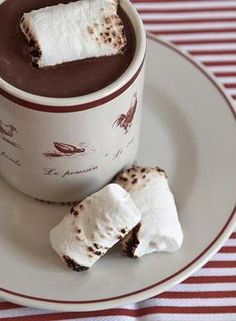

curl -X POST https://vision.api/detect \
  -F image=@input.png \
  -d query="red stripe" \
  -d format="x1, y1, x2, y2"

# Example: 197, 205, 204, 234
190, 50, 236, 55
203, 60, 236, 66
173, 39, 236, 45
157, 290, 236, 299
214, 72, 236, 77
0, 302, 21, 310
183, 276, 236, 283
220, 246, 236, 253
142, 18, 236, 24
138, 8, 236, 14
204, 261, 236, 268
232, 95, 236, 99
231, 233, 236, 238
224, 83, 236, 88
151, 28, 236, 35
2, 306, 236, 320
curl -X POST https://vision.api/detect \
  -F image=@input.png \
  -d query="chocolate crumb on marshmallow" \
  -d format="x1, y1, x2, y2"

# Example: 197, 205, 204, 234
20, 0, 127, 68
114, 166, 184, 258
50, 183, 141, 271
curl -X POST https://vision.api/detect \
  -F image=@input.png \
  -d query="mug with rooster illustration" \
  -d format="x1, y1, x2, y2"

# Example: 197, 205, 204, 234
0, 0, 146, 202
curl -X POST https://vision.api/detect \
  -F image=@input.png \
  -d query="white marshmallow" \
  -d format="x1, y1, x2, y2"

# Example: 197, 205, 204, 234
20, 0, 127, 67
50, 183, 141, 271
114, 166, 183, 258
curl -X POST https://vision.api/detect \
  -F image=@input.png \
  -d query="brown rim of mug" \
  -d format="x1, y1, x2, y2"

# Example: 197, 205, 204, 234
0, 58, 145, 113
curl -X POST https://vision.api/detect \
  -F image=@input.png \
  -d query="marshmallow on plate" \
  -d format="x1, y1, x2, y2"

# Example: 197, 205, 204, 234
114, 166, 183, 258
20, 0, 127, 67
50, 183, 141, 271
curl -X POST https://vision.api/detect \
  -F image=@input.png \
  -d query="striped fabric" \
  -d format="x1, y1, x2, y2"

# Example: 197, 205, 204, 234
0, 0, 236, 320
136, 0, 236, 109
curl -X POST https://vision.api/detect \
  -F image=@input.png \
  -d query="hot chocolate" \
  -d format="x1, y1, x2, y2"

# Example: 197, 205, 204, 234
0, 0, 135, 98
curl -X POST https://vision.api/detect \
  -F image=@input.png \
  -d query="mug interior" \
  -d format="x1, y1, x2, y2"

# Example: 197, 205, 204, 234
0, 0, 146, 107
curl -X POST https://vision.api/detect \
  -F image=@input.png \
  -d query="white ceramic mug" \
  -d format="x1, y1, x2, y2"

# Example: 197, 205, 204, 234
0, 0, 146, 202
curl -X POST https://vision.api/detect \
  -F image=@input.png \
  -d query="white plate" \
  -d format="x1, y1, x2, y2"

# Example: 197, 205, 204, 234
0, 34, 235, 311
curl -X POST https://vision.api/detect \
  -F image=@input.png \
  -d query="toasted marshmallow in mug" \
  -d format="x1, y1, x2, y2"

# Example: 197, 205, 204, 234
20, 0, 127, 67
50, 183, 141, 271
114, 166, 183, 258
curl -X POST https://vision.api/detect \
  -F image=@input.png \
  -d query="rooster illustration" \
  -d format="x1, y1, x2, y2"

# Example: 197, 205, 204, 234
0, 119, 17, 137
113, 93, 137, 134
44, 142, 86, 158
0, 119, 22, 149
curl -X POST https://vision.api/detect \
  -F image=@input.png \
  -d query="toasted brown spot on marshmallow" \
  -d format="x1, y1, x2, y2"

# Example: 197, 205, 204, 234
79, 204, 84, 210
70, 207, 74, 214
124, 223, 141, 258
31, 49, 41, 57
156, 166, 166, 174
88, 246, 94, 252
132, 178, 138, 184
104, 17, 111, 24
153, 166, 167, 177
63, 255, 88, 272
28, 39, 36, 47
94, 251, 102, 256
77, 229, 81, 233
93, 243, 100, 249
74, 210, 79, 216
142, 175, 146, 179
87, 26, 94, 34
120, 228, 126, 234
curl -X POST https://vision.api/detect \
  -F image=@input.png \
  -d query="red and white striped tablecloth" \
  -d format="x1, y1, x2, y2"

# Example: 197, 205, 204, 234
0, 1, 236, 320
